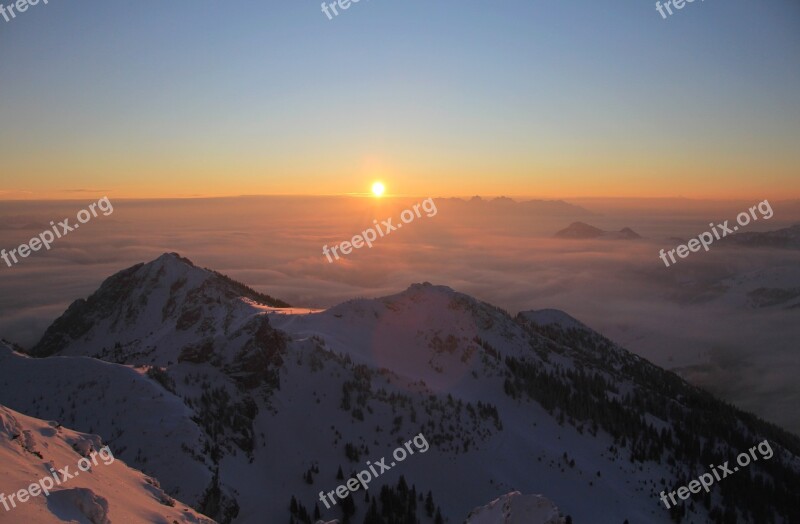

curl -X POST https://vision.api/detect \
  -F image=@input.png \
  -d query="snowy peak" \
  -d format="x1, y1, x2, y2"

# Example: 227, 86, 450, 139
380, 282, 507, 324
295, 282, 525, 386
323, 282, 512, 340
464, 492, 567, 524
30, 253, 289, 361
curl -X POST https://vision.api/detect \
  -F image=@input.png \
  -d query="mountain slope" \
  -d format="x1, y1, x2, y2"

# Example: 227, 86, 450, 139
0, 403, 215, 523
5, 254, 800, 524
0, 344, 215, 510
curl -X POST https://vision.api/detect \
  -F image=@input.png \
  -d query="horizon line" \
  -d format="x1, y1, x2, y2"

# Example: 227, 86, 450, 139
1, 194, 797, 203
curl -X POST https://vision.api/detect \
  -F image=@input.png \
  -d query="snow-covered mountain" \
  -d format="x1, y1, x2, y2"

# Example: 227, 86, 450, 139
710, 265, 800, 310
31, 252, 290, 364
725, 223, 800, 249
2, 253, 800, 524
0, 403, 214, 523
0, 344, 216, 512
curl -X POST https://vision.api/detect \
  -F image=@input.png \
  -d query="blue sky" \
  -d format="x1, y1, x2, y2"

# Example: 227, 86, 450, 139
0, 0, 798, 198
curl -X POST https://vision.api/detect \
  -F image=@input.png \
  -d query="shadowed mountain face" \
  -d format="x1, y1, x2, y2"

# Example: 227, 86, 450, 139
3, 254, 800, 524
554, 222, 641, 240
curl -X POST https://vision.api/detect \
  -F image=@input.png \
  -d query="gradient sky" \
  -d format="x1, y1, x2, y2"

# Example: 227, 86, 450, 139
0, 0, 798, 199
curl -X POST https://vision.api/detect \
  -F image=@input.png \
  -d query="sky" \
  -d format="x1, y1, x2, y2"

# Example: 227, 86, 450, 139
0, 0, 799, 199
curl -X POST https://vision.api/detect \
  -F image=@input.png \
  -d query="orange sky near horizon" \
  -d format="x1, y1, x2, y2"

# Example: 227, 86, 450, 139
1, 161, 798, 201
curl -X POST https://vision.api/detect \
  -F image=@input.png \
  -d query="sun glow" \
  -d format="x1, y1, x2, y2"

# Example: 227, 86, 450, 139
372, 182, 385, 197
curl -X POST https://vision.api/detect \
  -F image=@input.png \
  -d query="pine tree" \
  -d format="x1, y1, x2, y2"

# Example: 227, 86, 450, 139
340, 494, 355, 523
425, 491, 434, 517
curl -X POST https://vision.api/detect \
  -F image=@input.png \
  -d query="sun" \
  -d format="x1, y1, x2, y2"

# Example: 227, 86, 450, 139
371, 181, 385, 197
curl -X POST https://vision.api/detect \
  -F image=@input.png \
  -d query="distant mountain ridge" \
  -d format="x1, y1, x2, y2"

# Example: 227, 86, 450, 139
554, 221, 641, 239
437, 196, 594, 216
